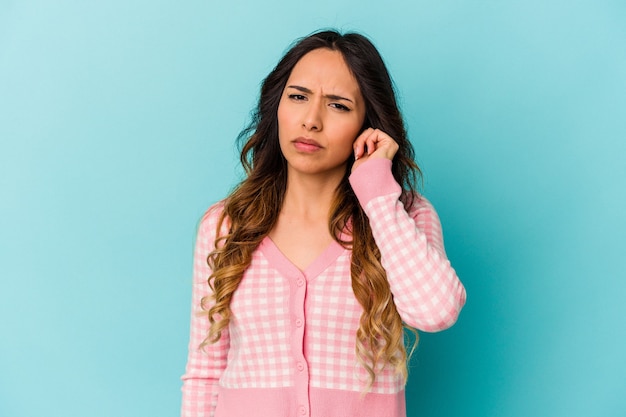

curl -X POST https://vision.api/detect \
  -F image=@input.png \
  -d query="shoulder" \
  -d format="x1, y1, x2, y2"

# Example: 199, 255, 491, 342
404, 194, 448, 254
405, 193, 443, 223
405, 193, 434, 213
196, 200, 229, 243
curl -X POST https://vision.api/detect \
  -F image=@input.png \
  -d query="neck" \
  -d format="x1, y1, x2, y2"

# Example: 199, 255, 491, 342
281, 168, 345, 220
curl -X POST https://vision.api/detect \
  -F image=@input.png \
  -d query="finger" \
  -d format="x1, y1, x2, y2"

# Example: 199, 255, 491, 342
353, 128, 374, 159
366, 129, 399, 159
366, 134, 378, 155
366, 129, 388, 155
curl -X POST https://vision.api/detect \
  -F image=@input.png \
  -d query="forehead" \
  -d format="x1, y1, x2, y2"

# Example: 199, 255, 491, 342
287, 48, 361, 97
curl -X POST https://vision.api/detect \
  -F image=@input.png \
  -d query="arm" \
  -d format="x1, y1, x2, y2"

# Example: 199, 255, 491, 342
181, 204, 230, 417
349, 158, 466, 332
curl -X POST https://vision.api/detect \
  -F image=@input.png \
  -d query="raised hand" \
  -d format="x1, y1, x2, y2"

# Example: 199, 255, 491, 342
352, 128, 399, 172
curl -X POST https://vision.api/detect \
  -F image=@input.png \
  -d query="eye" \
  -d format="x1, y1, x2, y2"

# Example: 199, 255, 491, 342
330, 102, 350, 112
288, 94, 306, 101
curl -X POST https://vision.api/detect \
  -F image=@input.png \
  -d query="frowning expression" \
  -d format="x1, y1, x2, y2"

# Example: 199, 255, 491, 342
277, 48, 366, 178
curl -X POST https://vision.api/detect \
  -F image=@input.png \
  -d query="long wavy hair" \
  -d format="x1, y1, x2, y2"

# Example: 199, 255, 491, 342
201, 29, 422, 388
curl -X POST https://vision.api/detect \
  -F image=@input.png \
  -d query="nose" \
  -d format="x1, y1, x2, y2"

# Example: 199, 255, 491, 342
302, 102, 322, 131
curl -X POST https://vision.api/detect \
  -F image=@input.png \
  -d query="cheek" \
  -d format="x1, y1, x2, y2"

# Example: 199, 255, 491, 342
277, 99, 297, 128
335, 120, 362, 148
277, 111, 289, 147
276, 104, 293, 155
277, 103, 286, 132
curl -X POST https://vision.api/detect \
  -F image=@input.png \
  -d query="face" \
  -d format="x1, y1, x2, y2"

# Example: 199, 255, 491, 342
277, 48, 366, 179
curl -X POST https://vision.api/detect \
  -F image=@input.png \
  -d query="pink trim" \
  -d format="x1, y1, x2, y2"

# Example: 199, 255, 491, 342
349, 158, 402, 206
213, 387, 406, 417
259, 236, 347, 281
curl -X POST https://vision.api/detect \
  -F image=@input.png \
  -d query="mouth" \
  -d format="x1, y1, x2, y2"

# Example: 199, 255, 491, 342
292, 137, 323, 152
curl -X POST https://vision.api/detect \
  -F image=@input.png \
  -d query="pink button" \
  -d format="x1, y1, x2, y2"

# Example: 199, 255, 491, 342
295, 319, 303, 327
299, 405, 306, 415
297, 362, 304, 371
297, 279, 305, 287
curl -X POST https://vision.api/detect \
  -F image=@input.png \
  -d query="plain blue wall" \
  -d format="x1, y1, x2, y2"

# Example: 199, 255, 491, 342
1, 1, 625, 416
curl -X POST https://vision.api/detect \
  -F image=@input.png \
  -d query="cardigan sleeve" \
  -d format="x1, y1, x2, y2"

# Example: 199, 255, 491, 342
349, 158, 466, 332
181, 203, 230, 417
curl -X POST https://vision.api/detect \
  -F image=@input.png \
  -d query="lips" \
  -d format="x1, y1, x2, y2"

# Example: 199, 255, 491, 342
292, 137, 323, 152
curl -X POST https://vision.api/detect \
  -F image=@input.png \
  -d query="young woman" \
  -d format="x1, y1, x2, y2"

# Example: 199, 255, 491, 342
181, 30, 466, 417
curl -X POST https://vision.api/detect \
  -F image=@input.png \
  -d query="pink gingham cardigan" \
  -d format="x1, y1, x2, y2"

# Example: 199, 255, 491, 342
181, 158, 466, 417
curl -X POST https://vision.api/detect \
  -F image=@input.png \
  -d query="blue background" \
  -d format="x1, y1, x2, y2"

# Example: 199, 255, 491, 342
1, 1, 625, 416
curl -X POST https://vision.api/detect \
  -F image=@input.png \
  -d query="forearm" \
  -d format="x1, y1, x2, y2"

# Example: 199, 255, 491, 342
349, 158, 466, 331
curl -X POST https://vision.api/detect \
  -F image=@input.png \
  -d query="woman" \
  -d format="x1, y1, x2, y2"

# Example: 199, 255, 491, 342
181, 30, 466, 417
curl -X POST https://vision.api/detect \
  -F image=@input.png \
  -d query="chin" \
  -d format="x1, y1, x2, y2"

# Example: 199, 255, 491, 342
288, 162, 348, 178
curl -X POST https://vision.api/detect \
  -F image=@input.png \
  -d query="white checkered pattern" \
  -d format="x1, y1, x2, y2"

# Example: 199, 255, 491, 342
365, 194, 466, 332
221, 252, 293, 388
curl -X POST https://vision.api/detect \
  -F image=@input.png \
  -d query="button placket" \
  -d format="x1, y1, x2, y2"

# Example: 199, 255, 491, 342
291, 273, 310, 417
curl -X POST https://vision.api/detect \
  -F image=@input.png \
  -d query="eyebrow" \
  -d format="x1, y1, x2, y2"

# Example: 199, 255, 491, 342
286, 85, 354, 103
